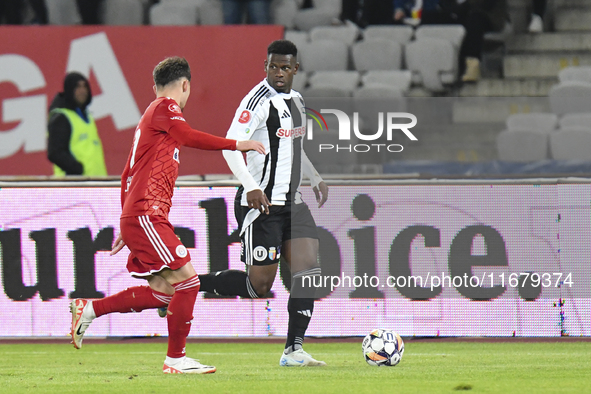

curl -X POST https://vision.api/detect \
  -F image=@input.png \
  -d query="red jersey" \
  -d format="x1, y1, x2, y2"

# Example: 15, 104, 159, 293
121, 97, 236, 218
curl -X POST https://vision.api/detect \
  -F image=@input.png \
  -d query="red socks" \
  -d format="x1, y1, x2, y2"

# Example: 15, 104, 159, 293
166, 275, 200, 358
93, 286, 171, 317
89, 276, 200, 359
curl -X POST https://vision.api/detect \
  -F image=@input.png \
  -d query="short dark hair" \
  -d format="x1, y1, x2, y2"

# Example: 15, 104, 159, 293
153, 56, 191, 87
267, 40, 297, 57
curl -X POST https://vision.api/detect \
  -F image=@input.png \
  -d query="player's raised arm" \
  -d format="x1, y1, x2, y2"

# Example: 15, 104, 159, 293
166, 119, 264, 153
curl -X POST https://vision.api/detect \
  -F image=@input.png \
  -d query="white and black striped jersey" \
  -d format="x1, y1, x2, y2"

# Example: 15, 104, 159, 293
223, 79, 323, 207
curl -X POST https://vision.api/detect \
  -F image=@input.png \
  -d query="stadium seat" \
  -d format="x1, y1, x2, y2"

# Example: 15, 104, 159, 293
559, 112, 591, 129
550, 126, 591, 160
197, 0, 223, 25
271, 0, 298, 29
363, 25, 414, 45
302, 86, 352, 98
103, 0, 144, 25
310, 24, 360, 46
496, 130, 550, 161
361, 70, 412, 93
353, 87, 406, 137
291, 71, 308, 92
415, 25, 466, 49
549, 81, 591, 115
558, 66, 591, 84
150, 2, 198, 25
352, 39, 403, 72
405, 37, 457, 92
294, 8, 336, 31
300, 40, 348, 72
285, 30, 309, 51
46, 0, 81, 25
308, 71, 361, 95
506, 113, 558, 133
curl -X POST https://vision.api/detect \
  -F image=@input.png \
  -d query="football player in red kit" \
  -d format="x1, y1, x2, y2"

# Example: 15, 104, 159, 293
69, 56, 265, 374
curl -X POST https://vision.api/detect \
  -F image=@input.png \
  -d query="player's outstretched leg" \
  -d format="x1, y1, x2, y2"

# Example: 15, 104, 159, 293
157, 270, 257, 318
70, 286, 172, 349
198, 270, 258, 298
280, 267, 326, 367
163, 274, 216, 374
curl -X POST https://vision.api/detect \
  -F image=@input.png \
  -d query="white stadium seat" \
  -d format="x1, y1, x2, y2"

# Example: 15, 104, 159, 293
294, 8, 335, 31
310, 24, 360, 46
302, 86, 352, 98
506, 113, 558, 133
405, 37, 458, 92
197, 0, 223, 25
361, 70, 412, 93
415, 25, 466, 49
291, 70, 308, 93
150, 2, 198, 25
103, 0, 144, 25
46, 0, 81, 25
559, 112, 591, 129
558, 66, 591, 84
363, 25, 414, 45
550, 126, 591, 160
271, 0, 298, 29
352, 38, 403, 72
496, 130, 550, 161
300, 40, 348, 72
285, 30, 309, 51
308, 71, 361, 95
549, 81, 591, 115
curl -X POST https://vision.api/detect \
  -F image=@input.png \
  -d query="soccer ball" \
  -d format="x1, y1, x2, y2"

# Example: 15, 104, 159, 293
362, 329, 404, 366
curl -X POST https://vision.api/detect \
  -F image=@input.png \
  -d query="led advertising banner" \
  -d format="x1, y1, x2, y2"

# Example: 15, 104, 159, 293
0, 184, 588, 337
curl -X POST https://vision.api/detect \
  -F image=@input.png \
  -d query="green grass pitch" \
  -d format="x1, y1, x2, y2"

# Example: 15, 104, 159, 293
1, 340, 589, 393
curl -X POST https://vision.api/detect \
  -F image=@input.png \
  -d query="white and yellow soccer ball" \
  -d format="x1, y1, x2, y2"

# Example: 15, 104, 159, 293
362, 329, 405, 366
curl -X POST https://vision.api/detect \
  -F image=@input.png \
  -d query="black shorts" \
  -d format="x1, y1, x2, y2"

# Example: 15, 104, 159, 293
236, 199, 319, 266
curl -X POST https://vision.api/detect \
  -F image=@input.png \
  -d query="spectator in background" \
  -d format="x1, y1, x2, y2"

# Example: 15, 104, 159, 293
47, 72, 107, 176
76, 0, 103, 24
460, 0, 508, 82
0, 0, 25, 24
528, 0, 546, 33
222, 0, 271, 24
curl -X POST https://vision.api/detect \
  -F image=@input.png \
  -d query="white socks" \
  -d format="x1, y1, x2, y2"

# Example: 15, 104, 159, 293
82, 301, 96, 320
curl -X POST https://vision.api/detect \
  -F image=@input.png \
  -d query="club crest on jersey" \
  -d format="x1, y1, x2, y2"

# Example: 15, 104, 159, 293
173, 148, 180, 163
253, 246, 267, 261
176, 245, 187, 258
239, 110, 251, 124
169, 103, 182, 113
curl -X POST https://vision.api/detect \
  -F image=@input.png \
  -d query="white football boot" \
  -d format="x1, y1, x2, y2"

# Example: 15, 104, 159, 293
279, 349, 326, 367
70, 299, 94, 349
163, 357, 216, 374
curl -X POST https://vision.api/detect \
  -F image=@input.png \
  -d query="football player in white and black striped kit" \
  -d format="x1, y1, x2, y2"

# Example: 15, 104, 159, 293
198, 40, 329, 366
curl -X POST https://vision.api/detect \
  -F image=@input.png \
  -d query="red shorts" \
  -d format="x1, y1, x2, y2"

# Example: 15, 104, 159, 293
121, 215, 190, 277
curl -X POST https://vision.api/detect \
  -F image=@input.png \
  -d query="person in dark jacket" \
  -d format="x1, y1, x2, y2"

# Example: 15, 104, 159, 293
47, 72, 107, 176
460, 0, 509, 82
